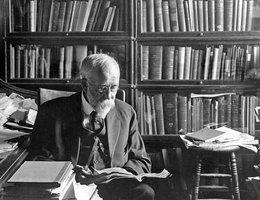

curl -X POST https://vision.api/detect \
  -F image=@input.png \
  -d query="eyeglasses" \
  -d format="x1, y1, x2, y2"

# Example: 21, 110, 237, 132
86, 80, 119, 95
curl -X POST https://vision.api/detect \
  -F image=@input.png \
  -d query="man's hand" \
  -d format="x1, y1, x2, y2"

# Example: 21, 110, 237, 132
73, 165, 111, 185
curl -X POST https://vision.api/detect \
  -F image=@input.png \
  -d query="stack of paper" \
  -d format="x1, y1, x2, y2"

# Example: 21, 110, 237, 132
182, 126, 258, 153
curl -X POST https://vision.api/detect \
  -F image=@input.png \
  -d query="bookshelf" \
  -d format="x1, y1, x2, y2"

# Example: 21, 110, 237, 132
1, 0, 260, 137
136, 0, 260, 137
136, 1, 260, 198
2, 0, 260, 137
3, 0, 134, 103
1, 0, 260, 198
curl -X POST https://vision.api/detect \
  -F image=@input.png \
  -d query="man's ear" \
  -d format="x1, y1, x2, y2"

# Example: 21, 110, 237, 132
81, 78, 88, 92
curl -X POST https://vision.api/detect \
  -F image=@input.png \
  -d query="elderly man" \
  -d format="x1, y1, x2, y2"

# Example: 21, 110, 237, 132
29, 53, 155, 200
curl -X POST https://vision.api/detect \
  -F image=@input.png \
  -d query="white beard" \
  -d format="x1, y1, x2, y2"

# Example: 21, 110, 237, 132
94, 99, 115, 119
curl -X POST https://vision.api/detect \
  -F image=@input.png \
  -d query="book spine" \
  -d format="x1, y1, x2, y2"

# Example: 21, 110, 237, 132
162, 0, 171, 32
65, 46, 73, 79
188, 0, 195, 31
203, 0, 209, 31
142, 45, 149, 80
193, 0, 199, 31
141, 0, 147, 32
236, 0, 243, 31
232, 0, 238, 31
154, 93, 165, 135
147, 0, 155, 32
215, 0, 224, 31
59, 47, 65, 78
86, 0, 101, 31
75, 1, 90, 32
148, 45, 163, 80
246, 0, 254, 31
241, 0, 248, 31
178, 46, 185, 80
224, 0, 233, 31
203, 46, 211, 80
163, 93, 178, 134
63, 0, 74, 32
29, 0, 36, 32
45, 48, 51, 78
177, 95, 188, 133
36, 0, 43, 32
197, 0, 204, 31
154, 0, 164, 32
208, 0, 215, 31
94, 0, 111, 31
168, 0, 179, 32
184, 46, 192, 80
57, 1, 67, 32
162, 45, 175, 79
177, 0, 186, 32
211, 46, 219, 80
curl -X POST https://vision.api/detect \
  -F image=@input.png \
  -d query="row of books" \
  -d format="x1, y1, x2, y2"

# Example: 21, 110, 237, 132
10, 44, 124, 79
137, 92, 259, 135
141, 45, 260, 81
141, 0, 256, 33
11, 0, 124, 32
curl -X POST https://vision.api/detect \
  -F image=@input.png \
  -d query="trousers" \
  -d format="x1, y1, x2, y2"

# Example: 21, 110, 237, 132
97, 179, 155, 200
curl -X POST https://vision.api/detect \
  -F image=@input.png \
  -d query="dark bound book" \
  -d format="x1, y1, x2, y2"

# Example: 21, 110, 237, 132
93, 0, 111, 31
177, 95, 188, 133
186, 127, 225, 142
147, 0, 155, 32
163, 93, 178, 134
41, 0, 53, 32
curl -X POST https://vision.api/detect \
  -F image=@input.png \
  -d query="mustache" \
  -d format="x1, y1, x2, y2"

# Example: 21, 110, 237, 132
94, 99, 115, 117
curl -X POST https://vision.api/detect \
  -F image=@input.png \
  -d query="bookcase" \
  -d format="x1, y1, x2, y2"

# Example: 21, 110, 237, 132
135, 0, 260, 198
136, 0, 260, 137
3, 0, 135, 103
2, 0, 260, 198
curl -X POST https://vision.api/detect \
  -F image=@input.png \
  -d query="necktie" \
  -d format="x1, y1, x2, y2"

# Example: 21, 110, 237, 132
82, 111, 104, 136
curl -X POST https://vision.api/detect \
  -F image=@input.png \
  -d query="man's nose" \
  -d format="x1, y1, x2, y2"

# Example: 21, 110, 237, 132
103, 88, 115, 99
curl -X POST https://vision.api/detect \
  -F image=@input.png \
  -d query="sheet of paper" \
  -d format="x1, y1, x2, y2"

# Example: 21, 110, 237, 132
0, 128, 29, 142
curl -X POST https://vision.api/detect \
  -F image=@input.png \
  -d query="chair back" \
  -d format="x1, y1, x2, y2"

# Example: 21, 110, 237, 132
38, 88, 76, 105
38, 88, 125, 105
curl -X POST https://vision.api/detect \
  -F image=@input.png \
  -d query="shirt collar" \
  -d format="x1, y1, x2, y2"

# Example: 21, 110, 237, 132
81, 92, 94, 115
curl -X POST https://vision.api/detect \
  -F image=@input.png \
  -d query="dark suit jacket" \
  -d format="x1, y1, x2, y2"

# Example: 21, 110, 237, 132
29, 92, 151, 175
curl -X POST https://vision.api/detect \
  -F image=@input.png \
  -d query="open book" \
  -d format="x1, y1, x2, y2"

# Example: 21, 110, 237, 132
74, 166, 171, 185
